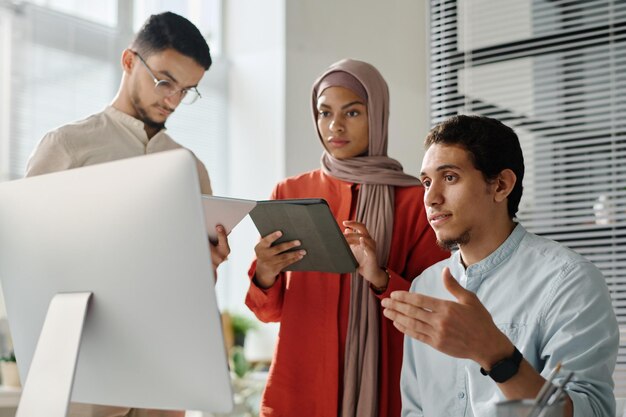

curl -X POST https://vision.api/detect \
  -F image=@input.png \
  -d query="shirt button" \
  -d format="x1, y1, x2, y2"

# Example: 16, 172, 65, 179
458, 392, 465, 399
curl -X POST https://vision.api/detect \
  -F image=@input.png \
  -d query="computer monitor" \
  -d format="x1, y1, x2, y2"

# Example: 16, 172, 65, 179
0, 149, 233, 414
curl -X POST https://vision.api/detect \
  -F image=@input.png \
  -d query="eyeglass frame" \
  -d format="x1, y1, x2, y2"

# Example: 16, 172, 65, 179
131, 50, 202, 105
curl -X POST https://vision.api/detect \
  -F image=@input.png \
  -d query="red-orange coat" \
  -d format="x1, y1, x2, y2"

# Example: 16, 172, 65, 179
246, 170, 449, 417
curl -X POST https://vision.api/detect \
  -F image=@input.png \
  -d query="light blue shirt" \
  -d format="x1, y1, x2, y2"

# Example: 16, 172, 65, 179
401, 224, 618, 417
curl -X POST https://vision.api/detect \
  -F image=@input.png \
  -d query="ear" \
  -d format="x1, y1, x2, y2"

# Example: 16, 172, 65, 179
121, 49, 135, 74
493, 169, 516, 204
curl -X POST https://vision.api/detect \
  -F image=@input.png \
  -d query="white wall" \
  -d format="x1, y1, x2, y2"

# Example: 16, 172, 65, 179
284, 0, 430, 177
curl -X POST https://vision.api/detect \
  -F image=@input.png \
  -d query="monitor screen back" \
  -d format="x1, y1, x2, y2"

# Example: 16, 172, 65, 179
0, 149, 233, 412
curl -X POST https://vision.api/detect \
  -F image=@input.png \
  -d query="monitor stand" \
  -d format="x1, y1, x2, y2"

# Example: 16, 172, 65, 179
16, 292, 92, 417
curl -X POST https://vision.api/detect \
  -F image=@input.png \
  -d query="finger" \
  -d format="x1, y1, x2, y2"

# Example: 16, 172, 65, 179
382, 306, 434, 339
259, 230, 284, 247
389, 290, 441, 312
343, 233, 375, 249
210, 245, 227, 269
380, 297, 393, 309
382, 296, 436, 325
273, 249, 306, 269
441, 267, 473, 303
343, 232, 361, 242
214, 225, 231, 255
391, 320, 433, 344
255, 233, 300, 255
342, 221, 370, 236
260, 245, 306, 264
256, 248, 306, 280
352, 237, 376, 262
267, 240, 302, 256
343, 233, 366, 245
211, 250, 224, 266
359, 236, 375, 255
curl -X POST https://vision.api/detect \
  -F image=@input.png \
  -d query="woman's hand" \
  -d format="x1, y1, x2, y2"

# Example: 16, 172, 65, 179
343, 220, 389, 290
254, 231, 306, 289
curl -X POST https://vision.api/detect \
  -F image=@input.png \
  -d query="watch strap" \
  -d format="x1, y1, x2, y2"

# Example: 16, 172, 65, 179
480, 347, 523, 383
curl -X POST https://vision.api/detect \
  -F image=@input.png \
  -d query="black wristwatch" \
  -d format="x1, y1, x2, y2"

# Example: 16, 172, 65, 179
480, 347, 523, 383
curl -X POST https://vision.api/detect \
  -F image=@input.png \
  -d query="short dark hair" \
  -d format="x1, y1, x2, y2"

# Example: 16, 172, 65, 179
425, 115, 525, 218
131, 12, 212, 70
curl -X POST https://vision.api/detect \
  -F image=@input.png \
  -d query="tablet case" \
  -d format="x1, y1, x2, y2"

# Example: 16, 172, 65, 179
249, 198, 358, 273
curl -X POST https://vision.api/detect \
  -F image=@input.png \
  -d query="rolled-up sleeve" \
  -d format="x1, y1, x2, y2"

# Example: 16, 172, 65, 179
245, 260, 286, 323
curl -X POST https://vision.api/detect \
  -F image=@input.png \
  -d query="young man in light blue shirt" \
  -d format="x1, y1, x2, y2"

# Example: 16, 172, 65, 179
381, 115, 618, 417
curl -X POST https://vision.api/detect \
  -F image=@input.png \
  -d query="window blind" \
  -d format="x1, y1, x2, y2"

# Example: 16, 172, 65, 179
430, 0, 626, 396
5, 4, 119, 179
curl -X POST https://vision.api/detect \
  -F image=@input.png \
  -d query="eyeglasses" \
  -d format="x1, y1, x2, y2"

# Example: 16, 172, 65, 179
132, 51, 201, 105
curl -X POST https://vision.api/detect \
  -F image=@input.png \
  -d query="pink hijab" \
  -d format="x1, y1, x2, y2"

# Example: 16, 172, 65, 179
311, 59, 421, 417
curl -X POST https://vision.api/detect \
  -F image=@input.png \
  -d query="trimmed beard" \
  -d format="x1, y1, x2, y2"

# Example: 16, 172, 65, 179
130, 90, 166, 131
437, 230, 471, 251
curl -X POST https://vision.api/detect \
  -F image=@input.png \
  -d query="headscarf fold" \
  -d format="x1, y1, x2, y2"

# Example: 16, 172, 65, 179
311, 59, 421, 417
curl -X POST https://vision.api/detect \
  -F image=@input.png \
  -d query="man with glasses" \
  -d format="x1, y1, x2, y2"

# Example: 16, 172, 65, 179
27, 11, 213, 188
27, 12, 211, 181
25, 13, 230, 416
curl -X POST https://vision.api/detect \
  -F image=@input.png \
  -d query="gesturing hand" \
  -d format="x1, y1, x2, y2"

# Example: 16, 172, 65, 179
381, 267, 513, 367
254, 231, 306, 289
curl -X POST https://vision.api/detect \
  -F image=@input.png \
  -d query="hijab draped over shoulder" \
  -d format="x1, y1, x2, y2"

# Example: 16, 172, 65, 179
311, 59, 421, 417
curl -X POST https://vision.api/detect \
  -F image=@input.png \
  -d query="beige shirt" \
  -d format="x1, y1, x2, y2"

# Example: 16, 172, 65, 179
26, 106, 210, 417
25, 106, 212, 195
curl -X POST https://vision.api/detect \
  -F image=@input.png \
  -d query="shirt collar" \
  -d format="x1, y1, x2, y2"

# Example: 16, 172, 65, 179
451, 223, 526, 290
104, 106, 167, 144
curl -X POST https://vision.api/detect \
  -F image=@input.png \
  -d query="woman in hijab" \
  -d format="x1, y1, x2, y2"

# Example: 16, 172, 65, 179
245, 59, 448, 417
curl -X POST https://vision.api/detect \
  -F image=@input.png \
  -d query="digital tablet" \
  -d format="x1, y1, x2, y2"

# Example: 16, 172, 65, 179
249, 198, 358, 273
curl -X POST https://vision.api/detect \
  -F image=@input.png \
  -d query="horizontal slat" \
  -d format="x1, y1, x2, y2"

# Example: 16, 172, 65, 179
521, 205, 626, 220
430, 95, 626, 118
456, 71, 626, 96
521, 207, 626, 224
461, 77, 626, 105
461, 4, 626, 48
532, 169, 626, 188
506, 123, 625, 145
526, 183, 626, 200
430, 33, 626, 73
461, 0, 624, 24
524, 190, 626, 203
531, 147, 626, 165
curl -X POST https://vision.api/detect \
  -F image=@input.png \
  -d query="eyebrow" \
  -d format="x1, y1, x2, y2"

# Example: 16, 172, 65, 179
158, 70, 199, 89
420, 164, 462, 177
318, 101, 366, 110
158, 69, 178, 85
